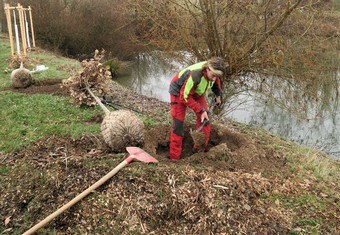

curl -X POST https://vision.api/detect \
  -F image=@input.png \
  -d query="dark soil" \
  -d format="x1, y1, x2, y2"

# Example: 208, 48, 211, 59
5, 78, 68, 96
1, 80, 340, 234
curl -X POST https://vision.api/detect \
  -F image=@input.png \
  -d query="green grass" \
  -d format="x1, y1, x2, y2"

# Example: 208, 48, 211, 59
267, 193, 326, 210
0, 34, 104, 153
0, 91, 101, 153
28, 49, 81, 79
294, 218, 321, 227
141, 115, 158, 126
0, 163, 10, 173
0, 92, 100, 149
0, 38, 13, 88
265, 193, 327, 234
0, 35, 80, 89
244, 123, 340, 182
333, 0, 340, 11
0, 166, 10, 185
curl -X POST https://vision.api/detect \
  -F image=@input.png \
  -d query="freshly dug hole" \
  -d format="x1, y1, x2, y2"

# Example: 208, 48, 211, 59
190, 129, 206, 148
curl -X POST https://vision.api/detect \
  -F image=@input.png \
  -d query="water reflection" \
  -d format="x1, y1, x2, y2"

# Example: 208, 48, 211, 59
115, 53, 183, 102
115, 53, 340, 159
231, 92, 340, 159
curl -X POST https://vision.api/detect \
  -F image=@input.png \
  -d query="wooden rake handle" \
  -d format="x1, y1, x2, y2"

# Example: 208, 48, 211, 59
22, 157, 134, 235
85, 85, 110, 115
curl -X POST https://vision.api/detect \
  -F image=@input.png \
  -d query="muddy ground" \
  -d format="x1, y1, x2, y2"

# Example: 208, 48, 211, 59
1, 80, 340, 234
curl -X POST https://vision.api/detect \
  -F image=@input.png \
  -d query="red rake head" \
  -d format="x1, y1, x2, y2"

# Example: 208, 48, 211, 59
126, 147, 158, 163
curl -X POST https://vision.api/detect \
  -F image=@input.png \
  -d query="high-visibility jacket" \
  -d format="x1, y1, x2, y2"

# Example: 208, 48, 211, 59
169, 61, 221, 113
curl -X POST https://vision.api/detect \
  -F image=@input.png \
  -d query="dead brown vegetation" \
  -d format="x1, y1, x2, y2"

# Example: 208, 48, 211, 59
5, 0, 140, 59
2, 0, 339, 119
62, 49, 112, 107
128, 0, 340, 118
1, 81, 340, 234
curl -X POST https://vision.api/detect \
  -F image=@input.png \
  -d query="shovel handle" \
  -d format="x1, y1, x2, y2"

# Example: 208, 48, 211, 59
23, 157, 133, 235
85, 85, 110, 115
196, 106, 213, 132
196, 119, 208, 132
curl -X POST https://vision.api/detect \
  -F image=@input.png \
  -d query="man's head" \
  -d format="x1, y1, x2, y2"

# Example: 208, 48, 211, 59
206, 57, 226, 81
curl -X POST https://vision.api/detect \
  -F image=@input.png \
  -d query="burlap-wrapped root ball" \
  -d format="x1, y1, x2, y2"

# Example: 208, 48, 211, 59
101, 110, 144, 152
11, 67, 33, 88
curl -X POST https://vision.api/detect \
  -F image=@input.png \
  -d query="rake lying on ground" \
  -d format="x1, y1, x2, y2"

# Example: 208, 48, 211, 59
23, 146, 158, 235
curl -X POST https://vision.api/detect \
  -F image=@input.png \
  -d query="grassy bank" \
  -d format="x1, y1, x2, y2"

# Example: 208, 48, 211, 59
0, 35, 102, 153
1, 33, 340, 234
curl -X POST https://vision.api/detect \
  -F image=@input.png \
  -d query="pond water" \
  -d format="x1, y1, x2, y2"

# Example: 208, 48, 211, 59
115, 54, 340, 160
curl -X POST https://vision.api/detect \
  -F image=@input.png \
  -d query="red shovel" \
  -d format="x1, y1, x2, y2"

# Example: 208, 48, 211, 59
23, 147, 158, 235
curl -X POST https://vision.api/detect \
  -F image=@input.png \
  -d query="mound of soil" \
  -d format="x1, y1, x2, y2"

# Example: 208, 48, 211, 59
1, 80, 339, 234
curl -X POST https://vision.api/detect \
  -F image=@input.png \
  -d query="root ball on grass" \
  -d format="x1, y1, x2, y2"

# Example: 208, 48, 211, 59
11, 67, 33, 88
101, 110, 145, 152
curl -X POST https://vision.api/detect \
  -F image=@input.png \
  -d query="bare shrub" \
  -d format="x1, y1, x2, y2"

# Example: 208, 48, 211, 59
128, 0, 339, 118
62, 49, 112, 107
19, 0, 139, 58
